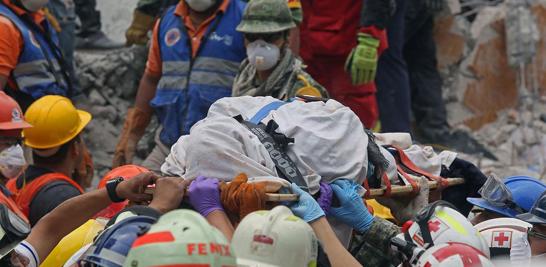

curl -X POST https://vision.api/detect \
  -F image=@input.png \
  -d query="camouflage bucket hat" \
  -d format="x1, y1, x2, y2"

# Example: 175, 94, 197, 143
237, 0, 296, 34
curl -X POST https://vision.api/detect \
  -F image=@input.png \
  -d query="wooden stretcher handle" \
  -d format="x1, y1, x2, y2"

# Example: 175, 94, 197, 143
143, 177, 465, 202
367, 177, 465, 198
142, 188, 298, 202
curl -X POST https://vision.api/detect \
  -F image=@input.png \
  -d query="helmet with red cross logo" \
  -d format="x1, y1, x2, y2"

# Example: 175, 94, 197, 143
403, 201, 490, 258
474, 217, 532, 259
415, 242, 495, 267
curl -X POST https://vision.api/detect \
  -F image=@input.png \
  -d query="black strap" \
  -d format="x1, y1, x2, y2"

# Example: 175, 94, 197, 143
414, 200, 457, 248
235, 115, 309, 192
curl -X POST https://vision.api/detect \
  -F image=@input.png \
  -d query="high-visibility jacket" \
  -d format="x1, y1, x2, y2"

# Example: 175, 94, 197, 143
6, 172, 84, 218
0, 4, 69, 101
151, 1, 246, 147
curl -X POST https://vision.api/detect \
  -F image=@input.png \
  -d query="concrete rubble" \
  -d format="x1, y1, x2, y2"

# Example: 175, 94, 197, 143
76, 0, 546, 183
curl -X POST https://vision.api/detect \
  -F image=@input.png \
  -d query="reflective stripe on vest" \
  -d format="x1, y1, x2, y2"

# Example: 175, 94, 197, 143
0, 4, 69, 100
6, 173, 84, 218
151, 1, 247, 146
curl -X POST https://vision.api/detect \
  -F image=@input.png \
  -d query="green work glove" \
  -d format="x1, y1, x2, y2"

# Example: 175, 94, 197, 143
345, 33, 380, 85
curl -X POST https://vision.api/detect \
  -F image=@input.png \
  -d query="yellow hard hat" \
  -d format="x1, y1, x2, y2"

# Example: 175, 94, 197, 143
41, 219, 106, 267
23, 96, 91, 149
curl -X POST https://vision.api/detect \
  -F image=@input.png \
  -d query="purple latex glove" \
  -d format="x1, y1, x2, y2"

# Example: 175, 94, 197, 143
317, 181, 333, 213
188, 176, 224, 217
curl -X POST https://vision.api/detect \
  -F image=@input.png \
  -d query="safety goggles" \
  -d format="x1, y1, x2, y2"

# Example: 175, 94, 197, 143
528, 227, 546, 241
0, 204, 31, 258
478, 175, 526, 213
244, 32, 285, 43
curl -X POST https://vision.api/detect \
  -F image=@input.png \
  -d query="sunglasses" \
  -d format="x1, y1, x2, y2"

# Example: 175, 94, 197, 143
244, 32, 285, 43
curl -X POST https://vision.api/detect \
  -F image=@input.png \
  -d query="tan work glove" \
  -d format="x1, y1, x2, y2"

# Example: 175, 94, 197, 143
112, 107, 152, 168
125, 10, 156, 46
74, 143, 94, 189
43, 8, 62, 32
375, 176, 430, 224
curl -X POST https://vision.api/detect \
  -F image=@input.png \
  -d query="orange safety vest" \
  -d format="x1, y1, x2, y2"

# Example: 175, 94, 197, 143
6, 173, 84, 218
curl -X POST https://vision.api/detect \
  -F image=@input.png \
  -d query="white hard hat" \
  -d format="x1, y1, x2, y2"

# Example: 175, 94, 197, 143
415, 242, 495, 267
232, 206, 318, 267
474, 217, 531, 258
404, 201, 490, 258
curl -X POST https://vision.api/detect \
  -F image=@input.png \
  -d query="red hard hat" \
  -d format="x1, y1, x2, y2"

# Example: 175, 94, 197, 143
95, 165, 149, 219
0, 91, 31, 131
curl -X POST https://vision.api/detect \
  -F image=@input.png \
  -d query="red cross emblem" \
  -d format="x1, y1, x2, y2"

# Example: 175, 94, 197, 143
491, 231, 512, 248
428, 220, 442, 233
430, 243, 483, 267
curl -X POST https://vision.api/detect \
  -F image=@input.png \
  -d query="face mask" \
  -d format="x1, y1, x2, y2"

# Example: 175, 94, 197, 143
19, 0, 49, 12
0, 145, 26, 179
247, 40, 280, 71
185, 0, 217, 12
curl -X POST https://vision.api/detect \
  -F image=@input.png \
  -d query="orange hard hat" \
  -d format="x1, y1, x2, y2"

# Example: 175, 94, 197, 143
95, 165, 149, 219
0, 91, 31, 131
97, 165, 149, 189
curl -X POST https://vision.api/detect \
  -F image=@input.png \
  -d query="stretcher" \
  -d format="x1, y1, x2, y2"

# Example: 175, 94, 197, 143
144, 176, 465, 202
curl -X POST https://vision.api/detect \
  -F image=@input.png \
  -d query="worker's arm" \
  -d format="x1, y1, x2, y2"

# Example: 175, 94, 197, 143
26, 172, 163, 262
135, 20, 162, 114
113, 21, 162, 167
188, 176, 235, 240
311, 217, 362, 267
206, 210, 235, 241
135, 72, 160, 114
287, 183, 362, 266
0, 17, 24, 91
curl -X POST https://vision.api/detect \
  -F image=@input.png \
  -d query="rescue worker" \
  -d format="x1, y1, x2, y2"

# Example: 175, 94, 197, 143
125, 0, 178, 46
232, 0, 328, 100
9, 172, 183, 266
113, 0, 248, 172
125, 0, 302, 47
467, 175, 546, 225
517, 191, 546, 262
73, 0, 123, 49
299, 0, 394, 128
6, 95, 91, 226
404, 0, 494, 157
0, 92, 31, 184
0, 0, 73, 111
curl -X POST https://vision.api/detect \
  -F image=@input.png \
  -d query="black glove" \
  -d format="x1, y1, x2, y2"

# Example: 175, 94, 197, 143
440, 158, 488, 216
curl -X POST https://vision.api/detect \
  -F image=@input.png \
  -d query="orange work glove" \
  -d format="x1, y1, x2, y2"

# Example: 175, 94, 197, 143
112, 107, 152, 168
220, 173, 267, 221
74, 143, 94, 189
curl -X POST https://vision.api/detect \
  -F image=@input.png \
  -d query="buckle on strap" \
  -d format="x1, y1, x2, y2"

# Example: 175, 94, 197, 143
235, 115, 309, 192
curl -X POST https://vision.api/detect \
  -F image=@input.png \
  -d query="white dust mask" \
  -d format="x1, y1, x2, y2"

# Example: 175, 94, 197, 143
0, 145, 26, 179
247, 39, 280, 71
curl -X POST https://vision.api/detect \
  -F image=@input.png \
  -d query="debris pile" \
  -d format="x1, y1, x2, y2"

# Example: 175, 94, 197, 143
75, 46, 158, 180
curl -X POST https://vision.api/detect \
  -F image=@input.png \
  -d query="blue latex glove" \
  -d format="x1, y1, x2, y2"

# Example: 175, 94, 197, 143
328, 179, 374, 233
288, 183, 325, 223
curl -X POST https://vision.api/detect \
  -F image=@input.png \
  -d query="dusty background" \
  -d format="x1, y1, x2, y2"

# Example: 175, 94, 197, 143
79, 0, 546, 188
